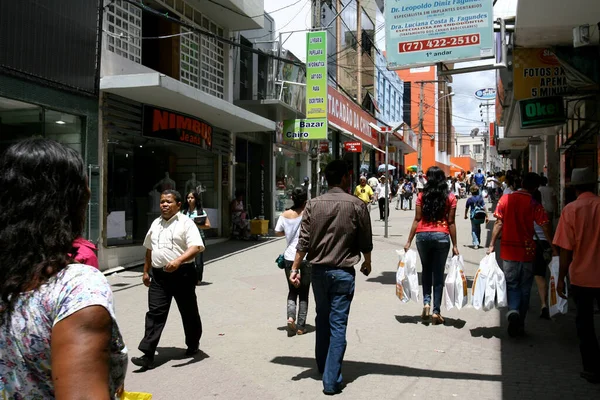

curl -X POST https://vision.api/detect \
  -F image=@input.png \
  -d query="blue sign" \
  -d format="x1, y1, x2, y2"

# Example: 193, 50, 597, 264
385, 0, 495, 69
475, 87, 496, 100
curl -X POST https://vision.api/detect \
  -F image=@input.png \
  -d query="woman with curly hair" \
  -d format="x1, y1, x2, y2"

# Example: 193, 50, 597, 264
404, 166, 459, 325
0, 138, 127, 398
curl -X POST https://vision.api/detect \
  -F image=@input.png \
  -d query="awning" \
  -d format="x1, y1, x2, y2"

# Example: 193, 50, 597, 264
390, 131, 417, 154
100, 73, 276, 133
331, 121, 385, 154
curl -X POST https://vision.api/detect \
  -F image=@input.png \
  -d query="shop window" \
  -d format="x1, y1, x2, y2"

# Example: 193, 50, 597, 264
107, 136, 218, 246
44, 110, 83, 154
274, 148, 309, 219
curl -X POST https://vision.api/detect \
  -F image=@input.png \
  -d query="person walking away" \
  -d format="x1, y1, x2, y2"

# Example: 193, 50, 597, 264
231, 190, 250, 239
0, 138, 127, 398
367, 174, 379, 191
275, 188, 311, 336
465, 186, 488, 249
132, 190, 204, 370
488, 173, 556, 337
553, 167, 600, 384
291, 160, 372, 395
539, 176, 558, 227
465, 170, 472, 194
531, 189, 552, 320
502, 174, 516, 195
474, 169, 485, 191
375, 176, 391, 221
416, 172, 427, 194
404, 166, 459, 325
398, 177, 415, 211
354, 176, 374, 205
486, 173, 500, 202
182, 191, 211, 284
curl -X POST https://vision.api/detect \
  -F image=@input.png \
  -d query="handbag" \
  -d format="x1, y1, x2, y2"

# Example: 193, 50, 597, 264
275, 219, 302, 269
533, 230, 553, 264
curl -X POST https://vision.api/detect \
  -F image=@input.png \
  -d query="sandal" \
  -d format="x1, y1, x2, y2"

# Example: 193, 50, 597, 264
296, 328, 306, 335
421, 305, 431, 320
432, 314, 445, 325
287, 319, 296, 337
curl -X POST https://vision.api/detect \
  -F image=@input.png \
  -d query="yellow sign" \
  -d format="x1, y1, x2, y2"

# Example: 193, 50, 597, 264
513, 48, 569, 100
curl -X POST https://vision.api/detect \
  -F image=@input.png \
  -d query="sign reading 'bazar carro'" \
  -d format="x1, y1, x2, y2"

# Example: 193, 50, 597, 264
282, 118, 328, 140
385, 0, 494, 69
142, 105, 212, 150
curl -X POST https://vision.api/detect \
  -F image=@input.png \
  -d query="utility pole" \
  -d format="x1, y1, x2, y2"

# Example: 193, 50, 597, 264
479, 100, 494, 172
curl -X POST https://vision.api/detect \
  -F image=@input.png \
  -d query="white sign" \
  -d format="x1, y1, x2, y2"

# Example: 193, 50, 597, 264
475, 88, 496, 100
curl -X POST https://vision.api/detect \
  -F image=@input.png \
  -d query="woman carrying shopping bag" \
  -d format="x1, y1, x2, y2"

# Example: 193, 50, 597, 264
274, 187, 311, 336
404, 166, 459, 325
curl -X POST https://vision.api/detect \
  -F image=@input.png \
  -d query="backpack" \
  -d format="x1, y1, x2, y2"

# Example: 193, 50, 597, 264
470, 196, 486, 222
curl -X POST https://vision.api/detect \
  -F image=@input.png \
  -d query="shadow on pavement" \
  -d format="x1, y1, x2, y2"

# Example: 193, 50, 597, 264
276, 324, 316, 335
395, 315, 466, 329
132, 347, 209, 372
204, 237, 279, 264
271, 356, 501, 384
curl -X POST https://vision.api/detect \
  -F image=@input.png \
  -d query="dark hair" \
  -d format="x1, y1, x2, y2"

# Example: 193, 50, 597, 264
421, 166, 449, 222
478, 169, 481, 173
532, 189, 542, 204
291, 187, 308, 210
181, 191, 202, 214
540, 176, 548, 186
234, 189, 244, 198
161, 189, 182, 204
505, 174, 515, 188
575, 183, 596, 193
522, 173, 541, 191
0, 138, 89, 323
325, 160, 349, 186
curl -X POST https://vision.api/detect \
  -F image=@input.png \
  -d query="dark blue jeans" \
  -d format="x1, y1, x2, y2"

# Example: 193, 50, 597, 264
312, 267, 355, 392
503, 260, 534, 323
416, 232, 450, 315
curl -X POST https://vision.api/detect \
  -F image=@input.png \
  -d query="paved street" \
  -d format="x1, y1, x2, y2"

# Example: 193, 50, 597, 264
108, 198, 600, 399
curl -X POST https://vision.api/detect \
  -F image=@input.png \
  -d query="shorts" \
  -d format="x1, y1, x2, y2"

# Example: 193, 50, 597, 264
533, 240, 551, 276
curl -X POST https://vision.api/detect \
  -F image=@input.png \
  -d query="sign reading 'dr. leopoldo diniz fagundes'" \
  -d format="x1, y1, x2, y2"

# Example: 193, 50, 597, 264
282, 119, 328, 140
385, 0, 494, 69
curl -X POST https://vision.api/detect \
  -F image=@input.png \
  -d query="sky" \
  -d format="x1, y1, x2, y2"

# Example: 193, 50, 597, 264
262, 0, 519, 135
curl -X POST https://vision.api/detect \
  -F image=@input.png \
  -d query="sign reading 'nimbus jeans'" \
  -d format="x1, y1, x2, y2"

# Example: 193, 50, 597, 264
306, 31, 327, 118
385, 0, 494, 69
283, 118, 328, 140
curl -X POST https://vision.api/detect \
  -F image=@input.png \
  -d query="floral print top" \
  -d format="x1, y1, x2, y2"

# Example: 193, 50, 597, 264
0, 264, 128, 399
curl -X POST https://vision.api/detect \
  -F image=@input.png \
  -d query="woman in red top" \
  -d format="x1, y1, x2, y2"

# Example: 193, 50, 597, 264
404, 166, 459, 325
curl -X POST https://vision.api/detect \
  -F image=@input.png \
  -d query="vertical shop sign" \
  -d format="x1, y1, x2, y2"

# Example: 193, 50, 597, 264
385, 0, 494, 69
306, 31, 328, 118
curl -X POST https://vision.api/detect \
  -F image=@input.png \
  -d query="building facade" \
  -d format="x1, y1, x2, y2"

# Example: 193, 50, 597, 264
97, 0, 276, 270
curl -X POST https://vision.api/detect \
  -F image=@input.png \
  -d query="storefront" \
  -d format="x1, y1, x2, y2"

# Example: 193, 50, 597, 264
327, 86, 383, 187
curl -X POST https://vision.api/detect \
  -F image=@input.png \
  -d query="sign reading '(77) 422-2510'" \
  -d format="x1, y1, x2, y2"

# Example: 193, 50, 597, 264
385, 0, 494, 70
306, 31, 327, 118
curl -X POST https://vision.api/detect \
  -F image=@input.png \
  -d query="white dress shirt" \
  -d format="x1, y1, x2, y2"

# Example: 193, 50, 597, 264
143, 212, 204, 268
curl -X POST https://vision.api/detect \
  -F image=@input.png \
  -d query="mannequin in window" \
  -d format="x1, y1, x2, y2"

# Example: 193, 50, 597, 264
185, 173, 200, 195
153, 172, 176, 192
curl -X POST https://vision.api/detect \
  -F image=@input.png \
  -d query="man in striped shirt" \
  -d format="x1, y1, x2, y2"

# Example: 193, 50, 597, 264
291, 160, 373, 395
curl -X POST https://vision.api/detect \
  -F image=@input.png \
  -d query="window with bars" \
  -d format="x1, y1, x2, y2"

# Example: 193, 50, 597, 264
153, 0, 225, 99
460, 145, 470, 155
105, 0, 142, 64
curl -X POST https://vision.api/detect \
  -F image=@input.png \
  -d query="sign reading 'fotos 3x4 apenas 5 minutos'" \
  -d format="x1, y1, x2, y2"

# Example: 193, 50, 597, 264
385, 0, 495, 69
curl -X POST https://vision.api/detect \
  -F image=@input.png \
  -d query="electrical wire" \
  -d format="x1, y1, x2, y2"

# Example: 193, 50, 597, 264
205, 0, 305, 19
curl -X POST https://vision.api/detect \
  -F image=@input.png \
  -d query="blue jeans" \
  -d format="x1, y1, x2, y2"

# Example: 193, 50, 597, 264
503, 260, 534, 323
416, 232, 450, 315
312, 267, 355, 392
471, 219, 482, 246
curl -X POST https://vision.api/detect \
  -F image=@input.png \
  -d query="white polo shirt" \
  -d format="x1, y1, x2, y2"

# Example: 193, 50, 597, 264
143, 212, 204, 268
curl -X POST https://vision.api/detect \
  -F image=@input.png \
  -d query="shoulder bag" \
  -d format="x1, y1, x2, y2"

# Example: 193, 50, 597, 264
275, 219, 302, 269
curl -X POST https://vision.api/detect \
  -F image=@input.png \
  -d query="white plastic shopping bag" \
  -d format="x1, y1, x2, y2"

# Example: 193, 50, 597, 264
472, 253, 492, 310
444, 256, 458, 311
395, 250, 410, 303
453, 256, 469, 310
404, 249, 420, 302
494, 259, 507, 308
548, 256, 568, 317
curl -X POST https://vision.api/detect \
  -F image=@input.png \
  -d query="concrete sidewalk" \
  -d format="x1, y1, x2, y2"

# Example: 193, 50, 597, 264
108, 196, 600, 399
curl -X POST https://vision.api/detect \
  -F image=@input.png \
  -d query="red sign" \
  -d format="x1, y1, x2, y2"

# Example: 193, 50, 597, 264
490, 122, 495, 147
143, 105, 212, 150
344, 141, 362, 153
327, 87, 378, 147
319, 141, 329, 153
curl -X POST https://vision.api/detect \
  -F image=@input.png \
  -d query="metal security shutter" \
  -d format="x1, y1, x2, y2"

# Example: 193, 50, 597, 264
103, 94, 143, 137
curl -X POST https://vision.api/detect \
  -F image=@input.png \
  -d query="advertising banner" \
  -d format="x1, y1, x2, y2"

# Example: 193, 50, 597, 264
142, 105, 212, 150
282, 118, 328, 140
385, 0, 495, 69
513, 48, 569, 100
328, 86, 378, 146
306, 31, 327, 118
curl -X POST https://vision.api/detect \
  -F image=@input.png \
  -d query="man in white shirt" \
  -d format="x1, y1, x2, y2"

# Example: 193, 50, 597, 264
132, 190, 205, 370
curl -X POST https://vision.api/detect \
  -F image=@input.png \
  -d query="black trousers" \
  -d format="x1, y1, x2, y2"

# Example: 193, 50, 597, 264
571, 285, 600, 373
138, 263, 202, 356
378, 197, 389, 220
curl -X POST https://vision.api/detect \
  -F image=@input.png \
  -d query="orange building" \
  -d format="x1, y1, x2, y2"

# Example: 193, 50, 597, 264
396, 66, 454, 175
